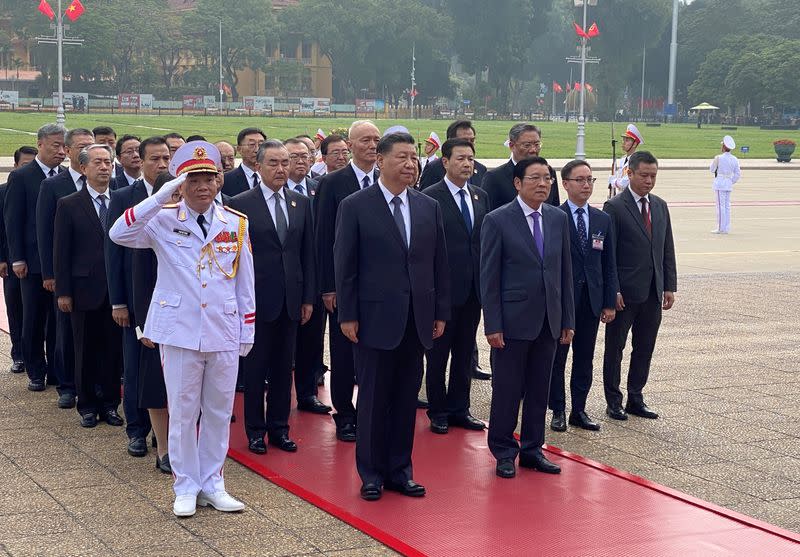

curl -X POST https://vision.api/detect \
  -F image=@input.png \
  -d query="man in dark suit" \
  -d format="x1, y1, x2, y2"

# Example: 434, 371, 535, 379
106, 136, 169, 456
335, 132, 450, 501
422, 138, 488, 434
315, 120, 381, 442
92, 126, 123, 183
221, 128, 266, 197
4, 123, 67, 392
314, 134, 350, 178
163, 132, 185, 158
285, 138, 330, 414
548, 160, 619, 433
419, 120, 487, 190
36, 127, 95, 408
481, 123, 560, 211
481, 156, 575, 479
228, 140, 316, 454
0, 146, 37, 374
602, 151, 677, 421
215, 140, 236, 172
54, 144, 123, 428
114, 135, 142, 191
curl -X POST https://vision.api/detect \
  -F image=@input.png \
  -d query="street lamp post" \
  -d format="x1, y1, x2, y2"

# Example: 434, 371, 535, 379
566, 0, 599, 160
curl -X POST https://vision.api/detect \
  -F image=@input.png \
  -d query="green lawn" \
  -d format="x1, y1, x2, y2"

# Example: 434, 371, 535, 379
0, 111, 796, 159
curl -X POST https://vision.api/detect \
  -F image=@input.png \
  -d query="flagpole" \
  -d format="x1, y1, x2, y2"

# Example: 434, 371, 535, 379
574, 0, 588, 160
218, 20, 223, 106
56, 0, 64, 125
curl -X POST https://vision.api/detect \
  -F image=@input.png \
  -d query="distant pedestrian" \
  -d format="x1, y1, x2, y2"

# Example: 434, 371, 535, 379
709, 135, 740, 234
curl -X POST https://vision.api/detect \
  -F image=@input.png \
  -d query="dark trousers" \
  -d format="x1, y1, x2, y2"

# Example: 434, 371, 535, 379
244, 307, 298, 440
71, 302, 123, 416
488, 324, 557, 461
121, 325, 150, 438
20, 273, 55, 383
549, 285, 600, 413
54, 300, 75, 395
294, 296, 325, 402
3, 273, 23, 362
353, 313, 424, 486
603, 285, 663, 408
328, 307, 356, 426
424, 291, 480, 421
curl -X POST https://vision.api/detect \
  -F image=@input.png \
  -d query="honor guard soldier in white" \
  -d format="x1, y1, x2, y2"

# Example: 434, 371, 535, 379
608, 124, 643, 193
109, 141, 255, 518
709, 135, 741, 234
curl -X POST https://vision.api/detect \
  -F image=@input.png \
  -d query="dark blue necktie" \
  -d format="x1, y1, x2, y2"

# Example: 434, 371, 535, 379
98, 194, 108, 230
458, 189, 472, 234
391, 196, 407, 247
576, 207, 588, 254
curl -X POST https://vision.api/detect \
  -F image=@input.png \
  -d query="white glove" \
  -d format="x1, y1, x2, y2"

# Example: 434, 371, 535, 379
154, 173, 187, 205
239, 343, 253, 358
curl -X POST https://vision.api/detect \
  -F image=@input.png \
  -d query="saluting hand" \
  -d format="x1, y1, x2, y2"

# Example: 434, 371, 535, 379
340, 321, 358, 343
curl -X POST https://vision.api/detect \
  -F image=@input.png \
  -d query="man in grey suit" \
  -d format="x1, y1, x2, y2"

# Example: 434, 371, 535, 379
481, 157, 574, 479
602, 151, 677, 421
334, 132, 450, 501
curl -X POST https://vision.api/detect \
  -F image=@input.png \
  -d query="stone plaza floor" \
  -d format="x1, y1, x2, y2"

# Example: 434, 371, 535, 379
0, 167, 798, 555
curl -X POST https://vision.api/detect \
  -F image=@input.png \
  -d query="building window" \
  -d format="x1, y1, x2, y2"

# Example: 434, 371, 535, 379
280, 43, 295, 59
301, 42, 312, 61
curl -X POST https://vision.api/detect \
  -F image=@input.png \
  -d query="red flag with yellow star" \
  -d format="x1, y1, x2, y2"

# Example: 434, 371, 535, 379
65, 0, 85, 22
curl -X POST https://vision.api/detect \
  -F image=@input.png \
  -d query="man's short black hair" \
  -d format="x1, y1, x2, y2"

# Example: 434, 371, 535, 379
116, 134, 141, 156
446, 120, 475, 140
561, 159, 591, 181
441, 138, 475, 159
236, 127, 266, 145
377, 132, 415, 155
139, 136, 168, 159
163, 132, 185, 141
320, 134, 346, 155
185, 135, 206, 142
13, 146, 37, 165
629, 151, 658, 171
92, 126, 116, 138
513, 156, 550, 181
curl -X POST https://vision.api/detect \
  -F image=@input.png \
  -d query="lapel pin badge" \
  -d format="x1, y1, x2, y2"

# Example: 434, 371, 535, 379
291, 200, 297, 207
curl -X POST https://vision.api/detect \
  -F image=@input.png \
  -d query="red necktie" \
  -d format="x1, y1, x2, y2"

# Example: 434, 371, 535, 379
640, 197, 651, 237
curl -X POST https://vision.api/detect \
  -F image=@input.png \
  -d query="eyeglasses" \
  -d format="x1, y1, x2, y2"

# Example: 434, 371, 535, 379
522, 175, 552, 183
517, 141, 542, 150
564, 177, 597, 185
327, 149, 350, 158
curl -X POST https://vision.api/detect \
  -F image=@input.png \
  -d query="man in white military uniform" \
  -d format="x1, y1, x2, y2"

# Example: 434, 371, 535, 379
608, 124, 643, 194
420, 131, 441, 172
109, 141, 255, 517
709, 135, 741, 234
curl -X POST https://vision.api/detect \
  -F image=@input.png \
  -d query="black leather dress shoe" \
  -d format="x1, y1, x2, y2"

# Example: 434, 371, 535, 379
626, 403, 659, 419
495, 458, 516, 478
569, 410, 601, 431
268, 434, 298, 452
80, 413, 97, 428
297, 396, 332, 414
416, 398, 429, 409
429, 418, 448, 434
103, 409, 124, 426
384, 479, 426, 497
550, 410, 567, 432
57, 393, 76, 409
156, 454, 172, 474
448, 414, 485, 431
606, 406, 628, 421
336, 423, 356, 442
472, 366, 492, 380
27, 380, 45, 392
127, 437, 148, 457
248, 437, 267, 454
360, 483, 382, 501
519, 450, 561, 474
10, 360, 25, 374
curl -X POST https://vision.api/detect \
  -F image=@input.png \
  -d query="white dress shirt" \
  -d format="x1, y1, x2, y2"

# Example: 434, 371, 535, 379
68, 167, 85, 191
566, 199, 589, 233
142, 179, 154, 198
288, 177, 309, 197
124, 171, 140, 186
516, 196, 544, 241
35, 157, 58, 177
86, 185, 110, 218
241, 163, 259, 189
261, 184, 289, 227
351, 161, 377, 189
444, 176, 474, 224
628, 187, 650, 207
378, 180, 411, 244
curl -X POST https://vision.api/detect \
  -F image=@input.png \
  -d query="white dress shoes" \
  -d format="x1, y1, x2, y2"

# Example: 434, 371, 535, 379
197, 491, 245, 512
173, 494, 197, 517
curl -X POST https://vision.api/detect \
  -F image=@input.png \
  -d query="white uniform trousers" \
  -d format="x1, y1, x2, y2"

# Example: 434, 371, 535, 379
715, 190, 731, 233
160, 344, 238, 497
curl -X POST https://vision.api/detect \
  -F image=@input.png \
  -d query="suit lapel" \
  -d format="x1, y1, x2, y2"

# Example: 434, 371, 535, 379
510, 201, 540, 262
285, 188, 300, 236
623, 188, 650, 239
467, 185, 487, 240
78, 187, 105, 239
439, 183, 469, 235
253, 187, 281, 245
373, 186, 408, 254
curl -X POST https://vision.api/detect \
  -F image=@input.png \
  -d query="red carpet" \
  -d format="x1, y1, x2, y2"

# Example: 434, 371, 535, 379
227, 391, 800, 557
